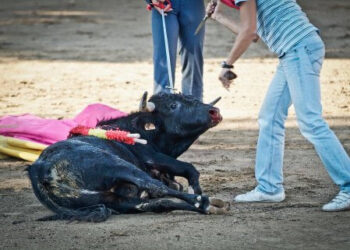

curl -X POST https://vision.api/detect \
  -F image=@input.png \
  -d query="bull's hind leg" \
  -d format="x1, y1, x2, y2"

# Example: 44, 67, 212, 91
102, 156, 229, 214
123, 172, 205, 209
104, 197, 200, 214
135, 198, 200, 213
134, 198, 230, 215
123, 172, 230, 214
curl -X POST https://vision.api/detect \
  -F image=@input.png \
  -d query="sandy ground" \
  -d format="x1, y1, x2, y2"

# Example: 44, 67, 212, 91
1, 0, 350, 249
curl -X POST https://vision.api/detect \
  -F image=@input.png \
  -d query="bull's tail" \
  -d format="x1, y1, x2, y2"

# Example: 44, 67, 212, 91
26, 164, 112, 222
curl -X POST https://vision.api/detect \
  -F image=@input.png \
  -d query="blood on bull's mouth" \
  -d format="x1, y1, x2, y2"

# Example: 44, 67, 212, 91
209, 108, 223, 126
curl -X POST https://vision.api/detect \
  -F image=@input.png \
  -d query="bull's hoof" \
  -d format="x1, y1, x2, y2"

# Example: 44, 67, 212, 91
188, 185, 202, 195
169, 181, 183, 192
209, 197, 225, 208
205, 205, 229, 215
205, 197, 231, 214
188, 186, 195, 194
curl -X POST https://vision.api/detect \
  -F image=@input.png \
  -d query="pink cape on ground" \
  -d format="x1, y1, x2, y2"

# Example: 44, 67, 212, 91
0, 103, 127, 145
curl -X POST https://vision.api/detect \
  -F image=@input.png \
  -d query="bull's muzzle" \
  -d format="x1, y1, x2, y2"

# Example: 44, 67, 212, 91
209, 107, 222, 126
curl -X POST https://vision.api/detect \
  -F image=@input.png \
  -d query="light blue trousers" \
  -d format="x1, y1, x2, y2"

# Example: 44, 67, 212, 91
256, 32, 350, 194
152, 0, 205, 100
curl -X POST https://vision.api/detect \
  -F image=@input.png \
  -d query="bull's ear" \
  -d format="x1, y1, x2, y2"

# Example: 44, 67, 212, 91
209, 97, 222, 106
139, 91, 156, 112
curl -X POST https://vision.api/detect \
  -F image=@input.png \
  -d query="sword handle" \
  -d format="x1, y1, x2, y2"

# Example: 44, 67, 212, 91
206, 0, 217, 18
145, 0, 172, 11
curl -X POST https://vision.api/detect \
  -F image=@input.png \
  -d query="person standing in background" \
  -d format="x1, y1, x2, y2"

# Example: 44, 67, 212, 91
150, 0, 205, 101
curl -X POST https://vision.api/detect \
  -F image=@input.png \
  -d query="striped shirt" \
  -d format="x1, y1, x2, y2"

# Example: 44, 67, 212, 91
235, 0, 318, 56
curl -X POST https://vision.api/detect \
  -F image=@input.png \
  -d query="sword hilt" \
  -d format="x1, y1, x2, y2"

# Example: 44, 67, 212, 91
207, 0, 217, 18
145, 0, 172, 11
194, 0, 217, 35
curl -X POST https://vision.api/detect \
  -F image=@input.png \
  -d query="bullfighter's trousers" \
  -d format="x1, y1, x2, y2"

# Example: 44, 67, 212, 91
151, 0, 205, 101
255, 31, 350, 194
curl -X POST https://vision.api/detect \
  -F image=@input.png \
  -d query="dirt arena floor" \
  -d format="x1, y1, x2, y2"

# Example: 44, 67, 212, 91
1, 0, 350, 249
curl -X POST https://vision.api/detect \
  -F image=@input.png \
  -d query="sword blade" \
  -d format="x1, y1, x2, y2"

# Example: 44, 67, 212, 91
194, 16, 208, 35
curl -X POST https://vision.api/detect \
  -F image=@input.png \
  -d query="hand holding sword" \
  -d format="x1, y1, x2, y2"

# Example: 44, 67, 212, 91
195, 1, 236, 90
147, 0, 173, 15
145, 0, 175, 93
194, 0, 218, 35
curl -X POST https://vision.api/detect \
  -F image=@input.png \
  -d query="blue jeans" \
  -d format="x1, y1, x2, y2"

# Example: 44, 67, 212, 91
255, 32, 350, 194
152, 0, 205, 100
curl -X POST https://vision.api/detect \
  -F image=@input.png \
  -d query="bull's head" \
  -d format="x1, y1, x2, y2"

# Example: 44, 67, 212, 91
139, 92, 222, 137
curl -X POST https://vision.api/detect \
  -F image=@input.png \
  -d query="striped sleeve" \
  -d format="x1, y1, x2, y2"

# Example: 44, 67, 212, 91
235, 0, 248, 6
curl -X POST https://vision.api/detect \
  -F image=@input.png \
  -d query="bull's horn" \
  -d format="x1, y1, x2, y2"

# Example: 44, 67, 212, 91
209, 97, 222, 106
146, 102, 155, 112
139, 91, 148, 111
139, 91, 156, 112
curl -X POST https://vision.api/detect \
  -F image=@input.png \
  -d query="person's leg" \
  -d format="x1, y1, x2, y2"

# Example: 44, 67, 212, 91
152, 4, 179, 94
234, 63, 291, 202
281, 35, 350, 195
255, 64, 292, 195
177, 0, 205, 100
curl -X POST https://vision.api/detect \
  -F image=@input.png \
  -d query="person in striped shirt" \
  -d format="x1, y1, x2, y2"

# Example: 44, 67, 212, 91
207, 0, 350, 211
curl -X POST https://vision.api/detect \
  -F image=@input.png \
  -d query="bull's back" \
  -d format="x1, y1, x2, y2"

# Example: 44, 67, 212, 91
29, 137, 141, 205
37, 137, 139, 184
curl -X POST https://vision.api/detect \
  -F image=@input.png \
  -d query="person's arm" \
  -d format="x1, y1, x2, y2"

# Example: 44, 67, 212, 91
219, 0, 257, 88
225, 0, 256, 65
209, 1, 240, 34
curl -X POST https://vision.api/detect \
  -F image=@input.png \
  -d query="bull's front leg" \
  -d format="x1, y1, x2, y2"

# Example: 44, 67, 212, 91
145, 152, 202, 195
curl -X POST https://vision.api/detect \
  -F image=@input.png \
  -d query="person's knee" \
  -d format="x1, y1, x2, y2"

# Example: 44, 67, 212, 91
258, 106, 286, 131
258, 110, 274, 131
180, 35, 204, 56
298, 116, 330, 140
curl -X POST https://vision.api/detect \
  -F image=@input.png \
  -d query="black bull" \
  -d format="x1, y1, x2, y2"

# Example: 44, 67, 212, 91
27, 92, 230, 222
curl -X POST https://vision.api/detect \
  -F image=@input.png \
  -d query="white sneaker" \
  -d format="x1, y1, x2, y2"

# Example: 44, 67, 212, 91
234, 188, 285, 203
322, 191, 350, 212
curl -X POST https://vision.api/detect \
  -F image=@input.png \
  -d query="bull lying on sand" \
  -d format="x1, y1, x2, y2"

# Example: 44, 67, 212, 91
27, 92, 229, 222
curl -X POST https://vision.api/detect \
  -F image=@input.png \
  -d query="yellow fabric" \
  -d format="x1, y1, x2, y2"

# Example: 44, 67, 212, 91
0, 135, 47, 150
0, 136, 47, 162
88, 128, 107, 139
0, 144, 42, 162
0, 153, 9, 160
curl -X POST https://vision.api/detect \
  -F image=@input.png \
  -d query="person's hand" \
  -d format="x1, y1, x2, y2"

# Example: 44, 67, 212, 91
219, 68, 237, 90
152, 0, 173, 15
206, 0, 226, 22
206, 0, 217, 16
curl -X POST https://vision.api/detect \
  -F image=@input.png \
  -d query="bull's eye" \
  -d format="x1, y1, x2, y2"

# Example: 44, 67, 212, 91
170, 103, 177, 110
144, 123, 156, 131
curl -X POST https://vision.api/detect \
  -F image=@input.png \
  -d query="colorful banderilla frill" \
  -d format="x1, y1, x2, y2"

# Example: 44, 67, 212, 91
69, 126, 147, 145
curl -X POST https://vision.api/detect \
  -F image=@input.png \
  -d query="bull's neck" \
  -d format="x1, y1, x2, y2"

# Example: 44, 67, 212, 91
97, 114, 200, 158
154, 134, 199, 158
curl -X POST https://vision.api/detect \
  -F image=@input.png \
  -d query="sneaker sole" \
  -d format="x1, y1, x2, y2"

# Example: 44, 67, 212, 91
322, 206, 350, 212
234, 198, 285, 203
